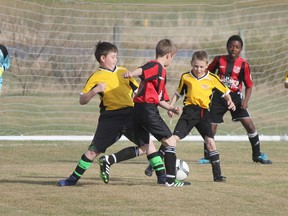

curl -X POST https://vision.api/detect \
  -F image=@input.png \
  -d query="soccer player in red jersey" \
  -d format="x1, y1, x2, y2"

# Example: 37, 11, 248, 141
107, 39, 190, 187
198, 35, 272, 164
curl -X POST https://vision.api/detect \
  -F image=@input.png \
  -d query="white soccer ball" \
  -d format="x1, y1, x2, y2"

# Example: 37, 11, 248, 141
176, 159, 190, 181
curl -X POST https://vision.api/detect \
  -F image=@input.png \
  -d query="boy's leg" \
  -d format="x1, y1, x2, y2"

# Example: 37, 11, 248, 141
204, 136, 225, 182
239, 116, 272, 164
145, 144, 166, 177
147, 152, 166, 184
208, 150, 226, 182
99, 146, 140, 183
198, 143, 210, 164
163, 136, 191, 187
164, 145, 191, 187
58, 152, 95, 186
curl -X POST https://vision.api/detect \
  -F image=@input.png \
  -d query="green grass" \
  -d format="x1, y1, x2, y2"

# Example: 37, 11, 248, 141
0, 140, 287, 216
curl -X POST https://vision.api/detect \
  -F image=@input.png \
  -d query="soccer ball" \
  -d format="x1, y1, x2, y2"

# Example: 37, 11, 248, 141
176, 159, 190, 181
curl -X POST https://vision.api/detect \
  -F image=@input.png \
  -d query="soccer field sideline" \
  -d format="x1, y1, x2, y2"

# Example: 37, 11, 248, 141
0, 135, 287, 142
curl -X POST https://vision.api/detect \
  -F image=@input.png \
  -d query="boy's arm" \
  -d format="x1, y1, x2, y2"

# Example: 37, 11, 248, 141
159, 100, 181, 114
123, 68, 143, 78
79, 82, 106, 105
167, 93, 181, 118
159, 93, 181, 118
169, 93, 180, 107
241, 87, 252, 109
223, 93, 236, 111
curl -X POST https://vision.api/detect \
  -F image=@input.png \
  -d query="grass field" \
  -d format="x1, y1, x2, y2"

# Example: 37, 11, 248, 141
1, 140, 287, 216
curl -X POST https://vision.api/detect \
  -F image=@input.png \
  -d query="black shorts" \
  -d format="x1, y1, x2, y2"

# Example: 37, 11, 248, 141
173, 105, 214, 139
133, 103, 172, 146
210, 91, 251, 124
88, 107, 142, 153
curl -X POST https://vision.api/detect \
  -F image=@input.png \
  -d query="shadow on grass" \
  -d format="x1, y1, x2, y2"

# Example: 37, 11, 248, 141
0, 176, 157, 186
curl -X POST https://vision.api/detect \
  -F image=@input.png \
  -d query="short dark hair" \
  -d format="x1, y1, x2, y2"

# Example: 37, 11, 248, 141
226, 35, 243, 48
94, 41, 118, 63
191, 50, 208, 64
155, 39, 177, 57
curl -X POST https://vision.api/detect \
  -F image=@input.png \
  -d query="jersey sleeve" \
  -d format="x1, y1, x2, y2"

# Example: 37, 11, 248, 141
160, 86, 170, 101
140, 61, 159, 81
286, 72, 288, 82
243, 62, 253, 88
129, 77, 139, 92
208, 56, 220, 74
81, 74, 98, 94
176, 73, 186, 96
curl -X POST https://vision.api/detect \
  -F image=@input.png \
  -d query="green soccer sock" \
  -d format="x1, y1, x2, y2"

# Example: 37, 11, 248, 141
147, 152, 165, 176
72, 154, 93, 180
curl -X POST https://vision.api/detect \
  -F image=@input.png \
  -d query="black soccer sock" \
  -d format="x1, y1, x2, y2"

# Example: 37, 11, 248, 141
158, 144, 166, 159
147, 152, 165, 177
203, 142, 209, 159
248, 131, 261, 157
164, 146, 177, 184
107, 146, 139, 165
72, 154, 93, 180
209, 150, 222, 179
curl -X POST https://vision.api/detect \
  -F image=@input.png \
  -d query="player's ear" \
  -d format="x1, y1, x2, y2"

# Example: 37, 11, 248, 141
100, 55, 106, 63
166, 52, 171, 59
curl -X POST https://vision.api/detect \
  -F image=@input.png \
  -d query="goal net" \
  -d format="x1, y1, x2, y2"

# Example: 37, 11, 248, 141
0, 0, 287, 140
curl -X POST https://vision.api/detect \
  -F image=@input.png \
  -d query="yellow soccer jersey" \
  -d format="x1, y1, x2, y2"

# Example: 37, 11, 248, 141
286, 72, 288, 82
176, 71, 230, 109
81, 66, 139, 111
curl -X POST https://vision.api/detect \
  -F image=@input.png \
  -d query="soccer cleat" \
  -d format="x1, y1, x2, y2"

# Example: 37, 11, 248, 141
214, 175, 226, 182
144, 163, 154, 177
58, 175, 78, 186
165, 179, 191, 187
252, 154, 272, 164
198, 157, 210, 164
260, 152, 268, 160
98, 156, 110, 183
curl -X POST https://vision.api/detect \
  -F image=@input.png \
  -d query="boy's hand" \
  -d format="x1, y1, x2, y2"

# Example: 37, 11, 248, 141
227, 101, 236, 111
94, 82, 106, 93
167, 110, 174, 118
169, 106, 182, 115
123, 71, 132, 78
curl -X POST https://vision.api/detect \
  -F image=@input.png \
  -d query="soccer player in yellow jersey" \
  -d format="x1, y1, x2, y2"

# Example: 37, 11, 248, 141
285, 72, 288, 89
58, 41, 165, 186
146, 51, 236, 182
170, 50, 236, 182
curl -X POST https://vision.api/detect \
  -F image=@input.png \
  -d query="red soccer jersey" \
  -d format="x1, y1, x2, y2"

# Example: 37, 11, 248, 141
133, 60, 169, 104
208, 55, 253, 93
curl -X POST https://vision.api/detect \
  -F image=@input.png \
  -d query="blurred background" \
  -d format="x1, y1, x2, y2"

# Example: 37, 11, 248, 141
0, 0, 287, 137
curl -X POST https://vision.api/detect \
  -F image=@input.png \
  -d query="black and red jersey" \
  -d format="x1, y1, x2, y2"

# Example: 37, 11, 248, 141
208, 55, 253, 93
133, 60, 169, 105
